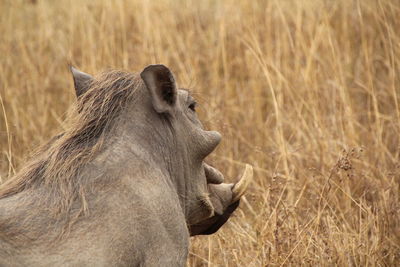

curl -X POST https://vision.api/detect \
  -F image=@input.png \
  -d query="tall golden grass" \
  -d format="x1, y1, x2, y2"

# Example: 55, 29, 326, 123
1, 0, 399, 265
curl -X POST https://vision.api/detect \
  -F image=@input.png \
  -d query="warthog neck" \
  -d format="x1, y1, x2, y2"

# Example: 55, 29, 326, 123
112, 97, 204, 225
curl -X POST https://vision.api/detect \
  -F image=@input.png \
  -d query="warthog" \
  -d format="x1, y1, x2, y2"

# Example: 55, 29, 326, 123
0, 64, 252, 266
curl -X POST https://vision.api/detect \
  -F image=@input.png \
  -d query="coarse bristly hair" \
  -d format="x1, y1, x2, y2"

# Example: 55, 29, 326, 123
0, 70, 141, 240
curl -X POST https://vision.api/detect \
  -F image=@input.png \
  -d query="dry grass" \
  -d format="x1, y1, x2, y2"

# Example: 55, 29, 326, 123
1, 0, 399, 265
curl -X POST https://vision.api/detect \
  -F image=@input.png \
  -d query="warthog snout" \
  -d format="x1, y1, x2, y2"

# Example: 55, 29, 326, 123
190, 164, 253, 235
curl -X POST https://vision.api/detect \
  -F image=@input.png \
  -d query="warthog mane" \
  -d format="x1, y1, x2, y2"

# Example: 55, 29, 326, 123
0, 70, 142, 242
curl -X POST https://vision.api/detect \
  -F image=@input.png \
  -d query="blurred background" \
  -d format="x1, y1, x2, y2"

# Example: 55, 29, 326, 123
0, 0, 399, 265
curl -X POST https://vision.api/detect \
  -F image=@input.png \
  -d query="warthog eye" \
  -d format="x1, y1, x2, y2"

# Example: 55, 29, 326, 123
189, 102, 197, 112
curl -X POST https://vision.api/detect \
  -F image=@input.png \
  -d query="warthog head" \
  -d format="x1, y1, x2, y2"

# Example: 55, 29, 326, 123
71, 64, 252, 235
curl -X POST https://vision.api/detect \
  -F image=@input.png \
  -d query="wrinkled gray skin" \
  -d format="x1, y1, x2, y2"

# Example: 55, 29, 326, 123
0, 65, 240, 266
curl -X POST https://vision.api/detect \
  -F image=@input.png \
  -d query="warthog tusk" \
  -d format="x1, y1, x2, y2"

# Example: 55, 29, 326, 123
231, 164, 253, 202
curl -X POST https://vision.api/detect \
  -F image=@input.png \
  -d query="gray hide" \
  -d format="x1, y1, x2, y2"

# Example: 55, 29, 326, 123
0, 64, 244, 266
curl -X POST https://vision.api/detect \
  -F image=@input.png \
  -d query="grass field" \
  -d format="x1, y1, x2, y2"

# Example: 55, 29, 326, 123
1, 0, 399, 265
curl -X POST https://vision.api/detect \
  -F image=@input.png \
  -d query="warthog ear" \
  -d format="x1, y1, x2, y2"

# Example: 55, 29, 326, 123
140, 64, 177, 113
69, 66, 93, 97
